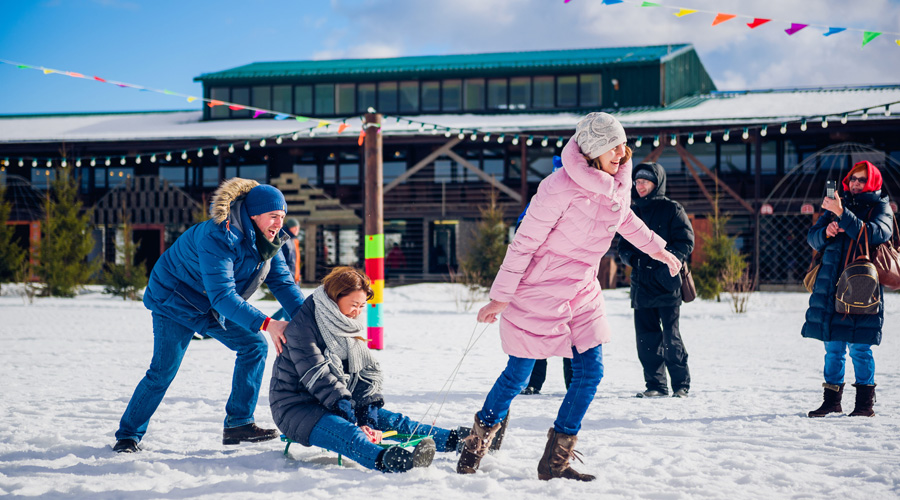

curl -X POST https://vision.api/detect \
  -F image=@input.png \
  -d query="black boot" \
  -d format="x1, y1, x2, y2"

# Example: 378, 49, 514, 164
222, 423, 279, 445
376, 446, 414, 473
848, 384, 876, 417
412, 438, 436, 467
808, 383, 844, 418
113, 439, 140, 453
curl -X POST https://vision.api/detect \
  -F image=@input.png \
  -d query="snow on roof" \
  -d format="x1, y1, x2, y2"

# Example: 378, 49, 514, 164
1, 86, 898, 145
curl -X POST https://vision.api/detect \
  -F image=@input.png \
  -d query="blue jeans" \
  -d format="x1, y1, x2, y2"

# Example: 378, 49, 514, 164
308, 408, 453, 470
478, 345, 603, 436
116, 312, 269, 442
824, 341, 875, 385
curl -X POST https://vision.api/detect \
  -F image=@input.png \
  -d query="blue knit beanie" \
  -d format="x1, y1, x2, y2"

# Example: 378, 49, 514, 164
245, 185, 287, 216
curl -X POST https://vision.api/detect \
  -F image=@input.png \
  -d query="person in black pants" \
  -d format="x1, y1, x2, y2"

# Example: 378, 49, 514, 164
521, 358, 573, 394
618, 162, 694, 398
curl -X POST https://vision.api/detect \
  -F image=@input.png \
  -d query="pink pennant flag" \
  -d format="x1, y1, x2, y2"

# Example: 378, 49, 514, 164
338, 123, 350, 133
253, 110, 266, 118
67, 72, 85, 78
228, 105, 245, 111
116, 83, 129, 88
94, 76, 106, 82
747, 18, 771, 29
785, 23, 808, 35
712, 13, 736, 26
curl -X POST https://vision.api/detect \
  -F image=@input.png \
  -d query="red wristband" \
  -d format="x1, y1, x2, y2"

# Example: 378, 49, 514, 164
261, 317, 271, 331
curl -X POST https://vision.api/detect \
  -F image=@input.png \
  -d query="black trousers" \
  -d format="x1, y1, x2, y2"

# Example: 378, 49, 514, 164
527, 358, 574, 391
635, 305, 690, 393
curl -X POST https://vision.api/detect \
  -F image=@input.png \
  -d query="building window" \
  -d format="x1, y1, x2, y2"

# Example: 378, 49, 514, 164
339, 152, 360, 185
252, 86, 271, 112
533, 76, 554, 109
295, 85, 313, 116
442, 79, 462, 112
159, 166, 186, 187
241, 164, 268, 184
378, 82, 398, 113
509, 77, 530, 110
273, 85, 292, 114
399, 81, 419, 113
231, 87, 251, 118
464, 79, 485, 111
484, 149, 505, 181
294, 153, 319, 185
579, 74, 601, 107
557, 76, 577, 107
422, 81, 440, 112
487, 79, 507, 110
314, 83, 335, 115
358, 83, 376, 113
210, 87, 229, 118
336, 83, 356, 115
203, 166, 219, 187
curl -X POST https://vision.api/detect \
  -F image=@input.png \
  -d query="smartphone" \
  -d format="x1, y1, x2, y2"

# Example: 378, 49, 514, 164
826, 180, 836, 199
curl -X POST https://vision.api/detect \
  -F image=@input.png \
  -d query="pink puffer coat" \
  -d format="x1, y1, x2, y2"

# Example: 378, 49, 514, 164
489, 136, 667, 359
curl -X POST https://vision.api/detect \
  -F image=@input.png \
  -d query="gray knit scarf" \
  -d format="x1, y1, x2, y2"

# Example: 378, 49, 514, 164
311, 286, 383, 399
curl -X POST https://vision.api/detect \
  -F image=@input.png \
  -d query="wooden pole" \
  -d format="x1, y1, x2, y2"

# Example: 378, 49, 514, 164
363, 113, 385, 350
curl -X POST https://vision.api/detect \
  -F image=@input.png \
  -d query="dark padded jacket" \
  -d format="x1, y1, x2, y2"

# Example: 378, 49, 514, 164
801, 189, 892, 346
269, 298, 384, 446
617, 163, 695, 309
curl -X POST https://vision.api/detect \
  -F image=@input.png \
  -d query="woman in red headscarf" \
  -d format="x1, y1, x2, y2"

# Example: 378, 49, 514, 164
801, 161, 894, 418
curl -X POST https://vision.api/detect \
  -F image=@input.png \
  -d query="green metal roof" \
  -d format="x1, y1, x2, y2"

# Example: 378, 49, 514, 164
195, 44, 693, 83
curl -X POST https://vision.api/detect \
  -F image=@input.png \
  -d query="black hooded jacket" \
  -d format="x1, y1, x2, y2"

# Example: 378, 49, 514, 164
617, 163, 695, 309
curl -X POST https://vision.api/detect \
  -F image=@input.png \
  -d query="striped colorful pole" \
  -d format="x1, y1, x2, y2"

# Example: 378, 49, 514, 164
363, 112, 384, 349
365, 234, 384, 349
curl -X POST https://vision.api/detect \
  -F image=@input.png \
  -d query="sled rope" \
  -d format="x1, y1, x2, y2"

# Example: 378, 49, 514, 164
403, 320, 491, 446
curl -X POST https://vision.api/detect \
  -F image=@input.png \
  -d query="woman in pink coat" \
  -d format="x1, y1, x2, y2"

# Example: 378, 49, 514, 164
456, 112, 681, 481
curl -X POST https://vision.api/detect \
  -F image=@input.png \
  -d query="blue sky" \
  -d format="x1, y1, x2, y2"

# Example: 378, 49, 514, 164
1, 0, 899, 115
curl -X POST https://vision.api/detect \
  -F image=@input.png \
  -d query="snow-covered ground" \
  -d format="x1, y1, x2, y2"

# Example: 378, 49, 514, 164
1, 284, 898, 499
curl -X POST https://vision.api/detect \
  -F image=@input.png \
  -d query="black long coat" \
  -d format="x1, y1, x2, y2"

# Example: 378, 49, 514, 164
617, 163, 695, 309
801, 190, 893, 346
269, 298, 383, 446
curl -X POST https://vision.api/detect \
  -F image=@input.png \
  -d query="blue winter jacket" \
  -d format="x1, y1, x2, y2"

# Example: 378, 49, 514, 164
143, 178, 305, 334
800, 190, 892, 346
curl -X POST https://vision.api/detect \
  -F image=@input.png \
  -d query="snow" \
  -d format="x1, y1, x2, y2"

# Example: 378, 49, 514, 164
1, 86, 899, 144
1, 284, 899, 499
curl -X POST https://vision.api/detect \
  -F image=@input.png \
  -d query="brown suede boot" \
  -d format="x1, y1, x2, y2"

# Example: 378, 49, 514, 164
848, 384, 876, 417
536, 428, 595, 481
808, 383, 844, 418
456, 415, 502, 474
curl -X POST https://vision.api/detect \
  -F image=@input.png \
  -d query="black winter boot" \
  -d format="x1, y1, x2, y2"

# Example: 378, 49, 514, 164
376, 446, 414, 473
222, 423, 279, 445
808, 383, 844, 418
848, 384, 876, 417
113, 439, 140, 453
412, 438, 436, 467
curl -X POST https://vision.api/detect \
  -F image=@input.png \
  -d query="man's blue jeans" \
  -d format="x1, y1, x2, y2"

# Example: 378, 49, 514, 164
115, 312, 269, 442
477, 345, 603, 436
824, 340, 875, 385
308, 408, 453, 470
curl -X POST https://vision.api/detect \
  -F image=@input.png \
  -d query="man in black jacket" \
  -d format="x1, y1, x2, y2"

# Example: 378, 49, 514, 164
618, 163, 695, 398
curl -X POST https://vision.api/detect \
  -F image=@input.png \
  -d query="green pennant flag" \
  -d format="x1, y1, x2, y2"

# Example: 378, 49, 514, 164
862, 31, 881, 47
641, 1, 661, 5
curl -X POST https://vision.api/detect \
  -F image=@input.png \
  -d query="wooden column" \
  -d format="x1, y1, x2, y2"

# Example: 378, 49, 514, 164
363, 113, 385, 350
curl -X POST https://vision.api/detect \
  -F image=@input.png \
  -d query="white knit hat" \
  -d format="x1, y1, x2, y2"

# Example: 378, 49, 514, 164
574, 112, 626, 159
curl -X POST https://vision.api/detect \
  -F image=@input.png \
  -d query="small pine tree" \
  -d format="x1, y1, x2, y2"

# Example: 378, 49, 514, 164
192, 193, 210, 224
103, 209, 148, 300
36, 168, 101, 297
694, 197, 743, 301
460, 192, 508, 289
0, 183, 27, 288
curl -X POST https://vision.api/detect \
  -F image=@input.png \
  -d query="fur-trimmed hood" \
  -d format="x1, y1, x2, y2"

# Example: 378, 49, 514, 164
210, 178, 259, 224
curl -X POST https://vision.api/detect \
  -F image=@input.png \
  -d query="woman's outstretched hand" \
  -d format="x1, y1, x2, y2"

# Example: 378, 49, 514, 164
477, 300, 509, 323
650, 250, 682, 277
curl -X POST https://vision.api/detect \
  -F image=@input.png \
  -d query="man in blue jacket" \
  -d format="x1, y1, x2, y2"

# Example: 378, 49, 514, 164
113, 178, 305, 453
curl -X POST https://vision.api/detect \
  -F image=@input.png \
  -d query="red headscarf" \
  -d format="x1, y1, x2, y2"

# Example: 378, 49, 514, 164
841, 161, 883, 193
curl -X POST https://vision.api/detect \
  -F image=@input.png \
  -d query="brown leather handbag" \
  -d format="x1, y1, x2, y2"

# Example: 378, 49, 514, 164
872, 215, 900, 290
680, 264, 696, 303
803, 251, 822, 293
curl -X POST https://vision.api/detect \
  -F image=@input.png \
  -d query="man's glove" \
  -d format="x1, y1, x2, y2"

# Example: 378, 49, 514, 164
356, 403, 380, 428
333, 398, 356, 424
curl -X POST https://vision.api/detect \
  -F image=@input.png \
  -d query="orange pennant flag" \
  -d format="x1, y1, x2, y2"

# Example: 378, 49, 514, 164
712, 13, 736, 26
674, 9, 696, 17
338, 123, 350, 133
67, 72, 85, 78
358, 130, 365, 146
207, 100, 225, 107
